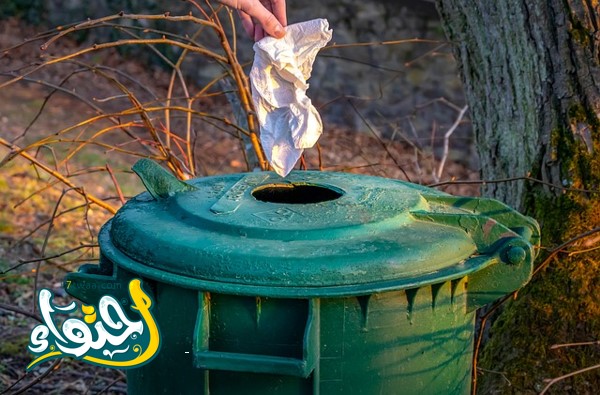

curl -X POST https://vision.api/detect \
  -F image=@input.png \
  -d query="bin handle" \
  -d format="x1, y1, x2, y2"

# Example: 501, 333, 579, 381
64, 259, 134, 311
193, 294, 320, 378
410, 197, 538, 312
132, 158, 197, 200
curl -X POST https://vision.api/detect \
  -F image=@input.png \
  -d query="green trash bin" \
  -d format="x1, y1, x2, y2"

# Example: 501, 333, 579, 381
65, 159, 539, 394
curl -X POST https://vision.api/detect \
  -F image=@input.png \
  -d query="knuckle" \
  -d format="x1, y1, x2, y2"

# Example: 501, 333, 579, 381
263, 13, 278, 26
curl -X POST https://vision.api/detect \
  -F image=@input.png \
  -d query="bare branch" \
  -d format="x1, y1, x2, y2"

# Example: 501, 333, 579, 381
435, 105, 468, 181
347, 99, 412, 181
324, 38, 445, 50
550, 340, 600, 350
105, 164, 126, 205
10, 359, 63, 395
41, 13, 219, 50
0, 137, 117, 214
540, 363, 600, 395
428, 176, 600, 194
0, 302, 42, 322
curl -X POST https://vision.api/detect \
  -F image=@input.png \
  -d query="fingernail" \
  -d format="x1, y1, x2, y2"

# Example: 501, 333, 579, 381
274, 24, 285, 38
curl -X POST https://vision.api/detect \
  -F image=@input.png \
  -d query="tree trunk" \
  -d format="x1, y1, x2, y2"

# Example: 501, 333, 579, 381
435, 0, 600, 393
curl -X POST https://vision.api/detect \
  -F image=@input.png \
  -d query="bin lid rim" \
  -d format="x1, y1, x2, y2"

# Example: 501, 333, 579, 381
100, 223, 495, 297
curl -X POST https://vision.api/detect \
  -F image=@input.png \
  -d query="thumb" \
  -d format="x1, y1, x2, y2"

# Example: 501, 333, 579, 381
225, 0, 285, 38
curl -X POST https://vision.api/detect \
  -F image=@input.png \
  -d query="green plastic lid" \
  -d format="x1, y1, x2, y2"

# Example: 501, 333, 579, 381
99, 160, 539, 297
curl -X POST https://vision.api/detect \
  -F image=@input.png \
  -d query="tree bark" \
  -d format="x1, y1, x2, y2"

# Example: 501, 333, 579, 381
435, 0, 600, 393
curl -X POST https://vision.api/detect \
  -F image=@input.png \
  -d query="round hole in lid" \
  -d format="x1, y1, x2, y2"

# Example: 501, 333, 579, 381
252, 183, 343, 204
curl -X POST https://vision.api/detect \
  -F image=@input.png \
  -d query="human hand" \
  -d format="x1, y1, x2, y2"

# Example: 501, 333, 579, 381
217, 0, 287, 41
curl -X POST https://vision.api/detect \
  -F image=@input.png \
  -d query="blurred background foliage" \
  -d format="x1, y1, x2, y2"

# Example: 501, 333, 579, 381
0, 0, 470, 164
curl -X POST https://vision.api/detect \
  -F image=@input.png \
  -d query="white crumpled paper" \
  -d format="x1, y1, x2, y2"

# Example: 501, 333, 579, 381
250, 19, 332, 177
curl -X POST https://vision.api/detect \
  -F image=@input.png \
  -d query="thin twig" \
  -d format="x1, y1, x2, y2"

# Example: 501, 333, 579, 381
533, 226, 600, 276
436, 105, 468, 181
416, 96, 465, 112
0, 371, 27, 394
40, 13, 219, 50
105, 164, 126, 205
0, 302, 42, 322
404, 42, 449, 67
476, 367, 512, 386
83, 370, 99, 395
13, 167, 109, 209
164, 28, 202, 156
0, 243, 98, 276
428, 176, 600, 194
472, 297, 507, 394
12, 72, 78, 143
0, 137, 117, 214
1, 38, 227, 90
316, 143, 324, 171
539, 363, 600, 394
12, 204, 91, 247
58, 122, 144, 166
318, 54, 406, 73
0, 71, 154, 154
20, 244, 99, 264
9, 359, 63, 395
324, 38, 444, 50
94, 375, 126, 395
550, 340, 600, 350
106, 22, 202, 176
347, 99, 412, 181
33, 188, 76, 312
568, 245, 600, 256
208, 5, 266, 169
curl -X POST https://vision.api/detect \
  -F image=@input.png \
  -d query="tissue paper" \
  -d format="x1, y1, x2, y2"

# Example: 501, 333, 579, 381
250, 18, 333, 177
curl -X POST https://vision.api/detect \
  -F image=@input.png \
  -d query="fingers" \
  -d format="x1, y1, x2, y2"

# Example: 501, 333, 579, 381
255, 25, 265, 41
269, 0, 287, 27
237, 9, 266, 41
243, 1, 285, 39
236, 9, 255, 37
220, 0, 285, 39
